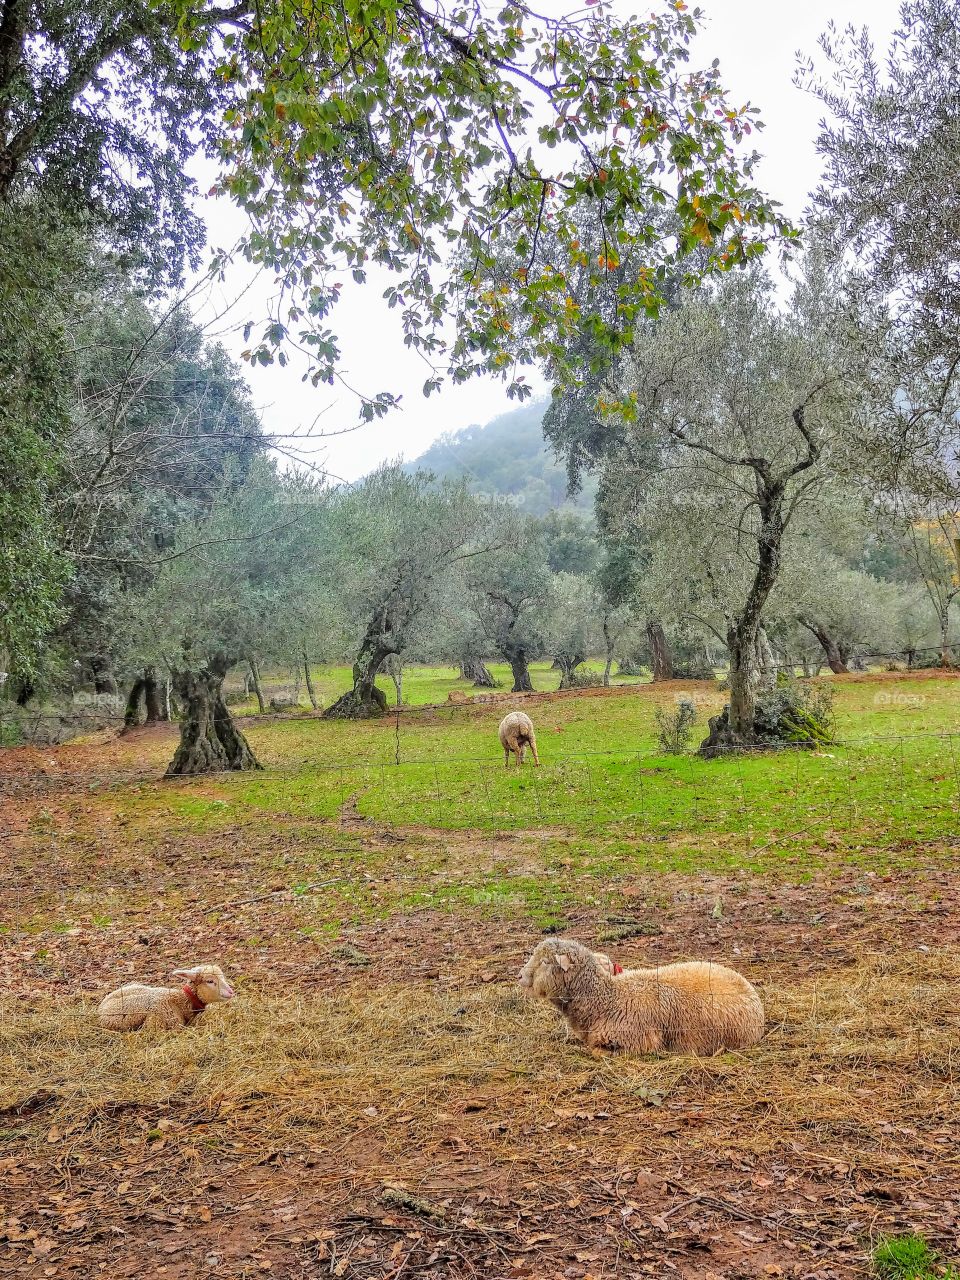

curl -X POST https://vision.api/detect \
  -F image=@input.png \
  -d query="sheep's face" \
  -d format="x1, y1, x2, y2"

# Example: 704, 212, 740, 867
173, 965, 235, 1004
593, 951, 615, 976
518, 938, 590, 1001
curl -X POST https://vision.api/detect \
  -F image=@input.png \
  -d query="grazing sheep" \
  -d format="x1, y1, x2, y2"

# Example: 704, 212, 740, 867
97, 965, 235, 1032
519, 937, 763, 1055
498, 711, 540, 767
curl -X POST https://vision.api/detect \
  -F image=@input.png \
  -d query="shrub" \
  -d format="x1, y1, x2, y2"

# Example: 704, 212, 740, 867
269, 696, 299, 713
671, 655, 716, 679
567, 669, 604, 688
654, 698, 698, 754
753, 679, 836, 748
616, 655, 647, 677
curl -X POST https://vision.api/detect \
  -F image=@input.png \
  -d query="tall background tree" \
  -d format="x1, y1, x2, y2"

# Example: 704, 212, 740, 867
321, 468, 492, 719
601, 262, 869, 750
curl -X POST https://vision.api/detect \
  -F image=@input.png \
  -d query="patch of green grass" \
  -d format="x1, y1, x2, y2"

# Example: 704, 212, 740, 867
872, 1233, 959, 1279
222, 659, 649, 717
78, 674, 960, 887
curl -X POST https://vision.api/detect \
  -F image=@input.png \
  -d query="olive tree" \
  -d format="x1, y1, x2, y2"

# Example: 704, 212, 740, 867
127, 462, 324, 775
802, 1, 960, 507
321, 468, 492, 718
541, 572, 602, 689
466, 511, 550, 693
900, 514, 960, 664
803, 0, 960, 371
608, 263, 867, 750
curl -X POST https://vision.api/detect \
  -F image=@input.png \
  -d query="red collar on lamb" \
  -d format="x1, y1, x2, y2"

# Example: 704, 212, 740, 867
182, 984, 205, 1011
612, 962, 624, 975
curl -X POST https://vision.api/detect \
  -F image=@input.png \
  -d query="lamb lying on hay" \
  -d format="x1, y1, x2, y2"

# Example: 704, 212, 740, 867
498, 711, 540, 767
520, 937, 763, 1055
97, 964, 235, 1031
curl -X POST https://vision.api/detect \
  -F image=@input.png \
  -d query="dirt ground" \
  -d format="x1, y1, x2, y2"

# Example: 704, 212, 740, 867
2, 721, 959, 1279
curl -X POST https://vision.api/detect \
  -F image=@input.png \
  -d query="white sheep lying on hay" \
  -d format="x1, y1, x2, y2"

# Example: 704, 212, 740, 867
519, 938, 763, 1055
97, 964, 235, 1031
498, 711, 540, 767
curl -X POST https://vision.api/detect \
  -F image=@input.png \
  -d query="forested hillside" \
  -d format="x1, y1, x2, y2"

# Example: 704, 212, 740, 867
408, 402, 597, 516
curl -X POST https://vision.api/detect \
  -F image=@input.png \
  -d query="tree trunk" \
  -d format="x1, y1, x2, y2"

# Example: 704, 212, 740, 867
302, 647, 320, 710
324, 622, 391, 718
797, 614, 849, 675
556, 653, 585, 689
91, 656, 117, 695
143, 666, 164, 722
602, 616, 615, 687
124, 667, 165, 730
646, 618, 673, 681
123, 678, 146, 729
248, 656, 266, 713
701, 482, 788, 755
165, 659, 261, 777
505, 649, 533, 693
460, 657, 496, 687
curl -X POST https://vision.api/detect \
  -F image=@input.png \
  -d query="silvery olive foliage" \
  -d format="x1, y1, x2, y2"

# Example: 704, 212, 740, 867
803, 0, 960, 359
603, 259, 871, 739
801, 0, 960, 504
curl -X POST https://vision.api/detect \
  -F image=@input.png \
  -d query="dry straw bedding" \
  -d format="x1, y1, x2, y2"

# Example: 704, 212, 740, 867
3, 949, 958, 1183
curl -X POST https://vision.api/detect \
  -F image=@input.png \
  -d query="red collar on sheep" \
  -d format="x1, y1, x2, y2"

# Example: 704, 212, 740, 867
612, 962, 624, 975
182, 984, 205, 1011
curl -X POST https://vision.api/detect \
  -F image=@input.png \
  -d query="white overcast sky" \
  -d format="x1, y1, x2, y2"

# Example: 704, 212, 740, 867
189, 0, 901, 482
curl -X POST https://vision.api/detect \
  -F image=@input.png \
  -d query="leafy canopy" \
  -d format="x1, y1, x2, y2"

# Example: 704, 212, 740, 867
172, 0, 794, 412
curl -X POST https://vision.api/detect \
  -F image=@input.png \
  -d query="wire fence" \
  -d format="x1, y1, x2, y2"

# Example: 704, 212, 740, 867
3, 636, 958, 750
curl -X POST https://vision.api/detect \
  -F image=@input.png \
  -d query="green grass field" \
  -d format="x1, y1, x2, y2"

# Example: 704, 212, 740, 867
225, 656, 646, 715
152, 669, 960, 867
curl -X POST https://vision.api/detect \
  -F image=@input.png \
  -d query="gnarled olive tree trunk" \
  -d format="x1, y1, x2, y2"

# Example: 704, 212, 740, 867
556, 652, 585, 689
166, 657, 261, 777
797, 614, 849, 675
460, 656, 496, 687
324, 619, 391, 718
503, 645, 533, 693
144, 667, 164, 722
646, 617, 673, 681
123, 665, 166, 730
701, 491, 786, 755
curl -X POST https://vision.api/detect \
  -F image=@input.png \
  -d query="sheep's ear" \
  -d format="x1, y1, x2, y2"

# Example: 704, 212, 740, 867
555, 953, 571, 972
172, 968, 199, 980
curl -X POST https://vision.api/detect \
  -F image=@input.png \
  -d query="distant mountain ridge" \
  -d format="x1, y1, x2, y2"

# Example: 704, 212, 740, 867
406, 400, 597, 517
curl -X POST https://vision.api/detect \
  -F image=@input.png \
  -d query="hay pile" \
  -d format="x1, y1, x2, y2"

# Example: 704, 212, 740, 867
2, 949, 958, 1182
